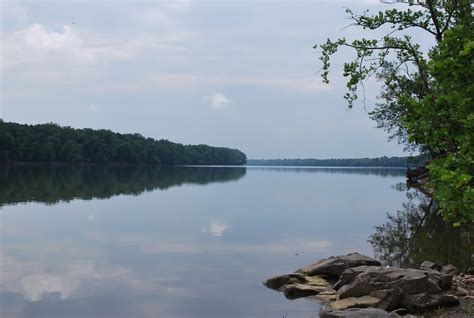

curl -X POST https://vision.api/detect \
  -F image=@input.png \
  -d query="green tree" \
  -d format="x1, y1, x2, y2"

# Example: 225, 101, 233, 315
0, 121, 246, 166
317, 0, 473, 223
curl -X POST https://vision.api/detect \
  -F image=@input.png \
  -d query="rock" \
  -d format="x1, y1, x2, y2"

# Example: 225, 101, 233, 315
264, 273, 330, 299
316, 290, 338, 302
390, 308, 409, 315
420, 260, 441, 271
283, 283, 326, 300
296, 253, 381, 278
263, 273, 307, 290
330, 295, 383, 310
334, 266, 458, 312
319, 305, 401, 317
331, 287, 401, 311
368, 289, 403, 311
466, 266, 474, 275
334, 266, 382, 290
441, 264, 458, 275
264, 253, 461, 315
401, 292, 459, 311
337, 267, 452, 300
455, 286, 470, 296
304, 275, 332, 288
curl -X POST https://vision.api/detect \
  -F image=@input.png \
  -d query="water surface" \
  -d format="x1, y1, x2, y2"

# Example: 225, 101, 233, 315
1, 165, 470, 318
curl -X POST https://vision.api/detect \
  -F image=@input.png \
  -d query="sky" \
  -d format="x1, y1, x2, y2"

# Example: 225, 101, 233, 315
1, 0, 422, 159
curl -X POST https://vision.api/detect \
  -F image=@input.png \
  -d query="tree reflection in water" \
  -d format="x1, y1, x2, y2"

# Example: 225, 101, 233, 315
0, 165, 246, 207
369, 189, 474, 270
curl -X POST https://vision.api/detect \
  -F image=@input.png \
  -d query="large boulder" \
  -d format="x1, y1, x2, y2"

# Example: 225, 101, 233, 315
296, 253, 381, 278
333, 266, 458, 312
337, 267, 453, 299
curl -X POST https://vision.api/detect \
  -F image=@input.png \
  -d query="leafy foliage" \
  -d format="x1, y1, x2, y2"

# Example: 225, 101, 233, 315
0, 121, 247, 166
317, 0, 473, 223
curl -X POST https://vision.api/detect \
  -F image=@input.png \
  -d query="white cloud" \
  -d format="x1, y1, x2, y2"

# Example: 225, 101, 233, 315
1, 250, 130, 301
88, 104, 98, 113
1, 24, 137, 72
201, 220, 229, 237
207, 93, 231, 110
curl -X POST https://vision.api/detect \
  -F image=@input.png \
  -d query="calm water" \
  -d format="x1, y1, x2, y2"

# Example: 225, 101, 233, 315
1, 165, 471, 318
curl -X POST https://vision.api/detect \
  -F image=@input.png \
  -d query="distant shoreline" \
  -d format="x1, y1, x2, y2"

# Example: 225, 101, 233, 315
245, 165, 407, 169
246, 155, 428, 168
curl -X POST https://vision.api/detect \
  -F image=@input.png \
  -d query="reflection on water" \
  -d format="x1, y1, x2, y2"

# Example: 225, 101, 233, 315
369, 190, 474, 270
0, 165, 246, 207
0, 166, 426, 318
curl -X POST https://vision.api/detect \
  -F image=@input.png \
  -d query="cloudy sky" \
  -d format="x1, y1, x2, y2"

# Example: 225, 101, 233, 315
1, 0, 416, 159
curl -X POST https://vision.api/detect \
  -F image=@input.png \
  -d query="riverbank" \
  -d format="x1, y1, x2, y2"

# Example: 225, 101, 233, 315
264, 253, 474, 317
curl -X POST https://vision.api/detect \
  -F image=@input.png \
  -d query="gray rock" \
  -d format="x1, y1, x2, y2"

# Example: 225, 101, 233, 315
334, 266, 382, 290
333, 266, 458, 312
319, 305, 400, 318
420, 260, 441, 271
401, 292, 459, 311
367, 289, 403, 311
441, 264, 458, 275
296, 253, 381, 278
337, 267, 452, 300
264, 253, 459, 315
330, 295, 384, 310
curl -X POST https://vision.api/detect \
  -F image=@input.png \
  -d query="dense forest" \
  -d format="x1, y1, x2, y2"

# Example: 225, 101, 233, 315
0, 121, 246, 165
247, 155, 429, 168
0, 165, 246, 206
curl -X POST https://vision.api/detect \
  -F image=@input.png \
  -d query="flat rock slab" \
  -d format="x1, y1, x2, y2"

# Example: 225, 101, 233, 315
319, 306, 416, 318
330, 295, 382, 310
296, 252, 381, 278
264, 273, 330, 291
337, 266, 453, 299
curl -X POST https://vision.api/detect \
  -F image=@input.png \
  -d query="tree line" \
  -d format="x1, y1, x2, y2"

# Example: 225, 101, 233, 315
0, 121, 247, 165
247, 155, 429, 168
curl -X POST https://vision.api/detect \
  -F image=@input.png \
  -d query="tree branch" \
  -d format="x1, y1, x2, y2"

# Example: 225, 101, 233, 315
426, 0, 443, 41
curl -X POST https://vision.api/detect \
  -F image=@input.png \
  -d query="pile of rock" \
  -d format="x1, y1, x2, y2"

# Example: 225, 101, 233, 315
264, 253, 472, 317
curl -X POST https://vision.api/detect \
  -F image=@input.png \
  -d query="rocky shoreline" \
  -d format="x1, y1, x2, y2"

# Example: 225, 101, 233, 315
264, 253, 474, 317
